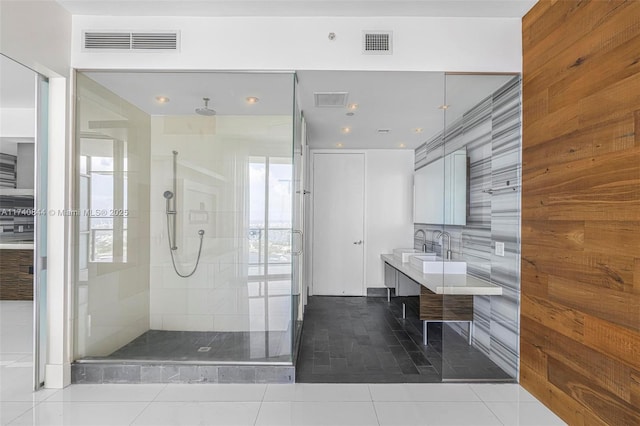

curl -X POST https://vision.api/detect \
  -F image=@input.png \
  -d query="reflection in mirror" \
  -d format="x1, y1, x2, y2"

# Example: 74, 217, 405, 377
0, 56, 37, 244
414, 147, 467, 225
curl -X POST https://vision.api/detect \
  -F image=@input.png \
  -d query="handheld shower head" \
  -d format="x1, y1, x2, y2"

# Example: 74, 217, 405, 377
163, 191, 174, 199
195, 97, 216, 116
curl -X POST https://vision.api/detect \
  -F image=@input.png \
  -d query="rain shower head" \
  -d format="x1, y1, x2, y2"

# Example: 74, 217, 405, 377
195, 97, 216, 116
163, 190, 174, 199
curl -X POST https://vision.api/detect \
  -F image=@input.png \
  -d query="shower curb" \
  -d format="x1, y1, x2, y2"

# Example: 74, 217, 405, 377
71, 362, 295, 384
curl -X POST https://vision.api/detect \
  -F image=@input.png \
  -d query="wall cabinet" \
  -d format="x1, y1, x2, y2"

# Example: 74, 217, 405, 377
414, 148, 467, 225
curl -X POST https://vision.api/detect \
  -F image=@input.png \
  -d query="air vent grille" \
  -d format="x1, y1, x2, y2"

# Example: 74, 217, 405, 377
363, 31, 393, 55
132, 32, 178, 50
84, 32, 131, 50
314, 92, 349, 108
83, 31, 179, 51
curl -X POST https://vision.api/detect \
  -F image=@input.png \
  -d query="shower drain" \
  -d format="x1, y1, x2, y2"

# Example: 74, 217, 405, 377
197, 347, 211, 352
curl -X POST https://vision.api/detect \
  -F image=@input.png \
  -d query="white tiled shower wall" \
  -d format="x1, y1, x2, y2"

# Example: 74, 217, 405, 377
148, 115, 293, 333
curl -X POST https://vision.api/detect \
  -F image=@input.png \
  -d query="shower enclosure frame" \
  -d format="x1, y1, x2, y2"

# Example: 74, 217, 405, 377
71, 69, 304, 374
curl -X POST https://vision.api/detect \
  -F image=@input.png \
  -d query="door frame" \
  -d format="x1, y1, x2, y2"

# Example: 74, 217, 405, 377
309, 149, 368, 297
33, 74, 49, 390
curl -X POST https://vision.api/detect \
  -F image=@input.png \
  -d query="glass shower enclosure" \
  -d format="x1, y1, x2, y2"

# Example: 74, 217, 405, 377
72, 71, 302, 377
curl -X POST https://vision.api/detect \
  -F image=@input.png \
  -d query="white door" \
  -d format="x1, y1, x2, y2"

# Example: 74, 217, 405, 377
312, 152, 365, 295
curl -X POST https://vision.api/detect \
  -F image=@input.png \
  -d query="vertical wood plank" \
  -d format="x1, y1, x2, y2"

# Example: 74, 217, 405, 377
522, 0, 640, 423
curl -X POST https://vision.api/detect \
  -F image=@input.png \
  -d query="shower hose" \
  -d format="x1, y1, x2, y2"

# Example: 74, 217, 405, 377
165, 214, 205, 278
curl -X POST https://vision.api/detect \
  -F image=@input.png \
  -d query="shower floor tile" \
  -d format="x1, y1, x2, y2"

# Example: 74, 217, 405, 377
296, 296, 513, 383
91, 330, 292, 363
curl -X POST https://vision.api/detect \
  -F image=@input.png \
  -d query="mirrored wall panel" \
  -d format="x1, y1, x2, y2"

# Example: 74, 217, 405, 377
414, 74, 521, 382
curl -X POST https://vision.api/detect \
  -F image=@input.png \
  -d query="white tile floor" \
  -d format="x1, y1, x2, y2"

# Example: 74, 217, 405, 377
1, 301, 567, 425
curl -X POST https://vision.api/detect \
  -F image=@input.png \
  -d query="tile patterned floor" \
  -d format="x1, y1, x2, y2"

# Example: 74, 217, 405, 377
1, 301, 566, 425
99, 330, 291, 363
296, 296, 512, 383
1, 382, 567, 426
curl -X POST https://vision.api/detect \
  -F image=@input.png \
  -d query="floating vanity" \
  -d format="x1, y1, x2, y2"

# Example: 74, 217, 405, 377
381, 253, 502, 346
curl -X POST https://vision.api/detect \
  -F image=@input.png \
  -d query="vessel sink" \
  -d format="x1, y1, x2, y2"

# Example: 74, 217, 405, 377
393, 248, 436, 263
409, 255, 467, 274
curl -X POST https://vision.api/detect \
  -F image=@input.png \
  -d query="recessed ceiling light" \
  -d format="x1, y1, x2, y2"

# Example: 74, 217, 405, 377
414, 128, 423, 133
438, 104, 450, 110
341, 127, 351, 134
246, 96, 259, 104
399, 143, 406, 148
336, 143, 343, 148
155, 96, 170, 104
347, 103, 359, 111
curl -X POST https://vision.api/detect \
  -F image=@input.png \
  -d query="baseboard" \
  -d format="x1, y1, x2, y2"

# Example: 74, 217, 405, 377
45, 362, 72, 388
367, 287, 395, 297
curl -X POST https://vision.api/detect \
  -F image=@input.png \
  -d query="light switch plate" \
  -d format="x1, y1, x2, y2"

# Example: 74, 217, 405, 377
495, 241, 505, 256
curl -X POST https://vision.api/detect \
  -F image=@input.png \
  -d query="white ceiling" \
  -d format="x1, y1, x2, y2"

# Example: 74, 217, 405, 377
83, 71, 295, 116
297, 72, 514, 149
56, 0, 537, 17
82, 70, 513, 149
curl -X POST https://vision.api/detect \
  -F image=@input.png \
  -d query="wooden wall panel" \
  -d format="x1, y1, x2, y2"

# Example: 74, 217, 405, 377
548, 357, 640, 426
522, 113, 636, 170
522, 1, 640, 424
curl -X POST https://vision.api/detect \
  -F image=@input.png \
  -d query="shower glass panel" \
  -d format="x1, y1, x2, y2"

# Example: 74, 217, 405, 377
440, 73, 521, 381
73, 71, 297, 365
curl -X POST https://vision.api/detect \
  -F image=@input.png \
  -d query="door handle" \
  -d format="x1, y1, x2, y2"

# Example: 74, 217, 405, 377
353, 240, 363, 245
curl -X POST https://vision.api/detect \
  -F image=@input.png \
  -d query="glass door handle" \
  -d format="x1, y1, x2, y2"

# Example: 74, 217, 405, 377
292, 230, 304, 255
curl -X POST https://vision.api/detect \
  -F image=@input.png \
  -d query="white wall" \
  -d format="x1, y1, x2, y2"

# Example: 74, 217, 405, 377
71, 16, 523, 72
0, 109, 36, 138
365, 150, 415, 288
0, 0, 72, 78
1, 0, 72, 388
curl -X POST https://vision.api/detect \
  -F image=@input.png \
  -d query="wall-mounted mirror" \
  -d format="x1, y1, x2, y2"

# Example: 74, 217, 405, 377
414, 147, 467, 225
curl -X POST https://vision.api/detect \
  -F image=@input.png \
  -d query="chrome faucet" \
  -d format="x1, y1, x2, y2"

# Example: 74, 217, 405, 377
433, 230, 453, 260
430, 230, 441, 252
414, 229, 427, 252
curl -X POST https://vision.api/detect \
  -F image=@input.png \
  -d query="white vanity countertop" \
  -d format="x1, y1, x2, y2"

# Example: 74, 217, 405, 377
381, 254, 503, 296
0, 243, 34, 250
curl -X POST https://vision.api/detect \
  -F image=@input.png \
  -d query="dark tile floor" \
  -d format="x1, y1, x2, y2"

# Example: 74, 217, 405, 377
90, 330, 291, 363
295, 296, 514, 383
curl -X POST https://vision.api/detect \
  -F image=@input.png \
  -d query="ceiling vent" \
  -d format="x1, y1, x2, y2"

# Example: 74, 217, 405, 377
363, 31, 393, 55
83, 31, 179, 51
314, 92, 349, 108
132, 32, 178, 50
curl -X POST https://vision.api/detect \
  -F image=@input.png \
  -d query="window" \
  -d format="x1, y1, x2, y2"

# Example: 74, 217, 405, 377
248, 156, 292, 278
79, 137, 128, 264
